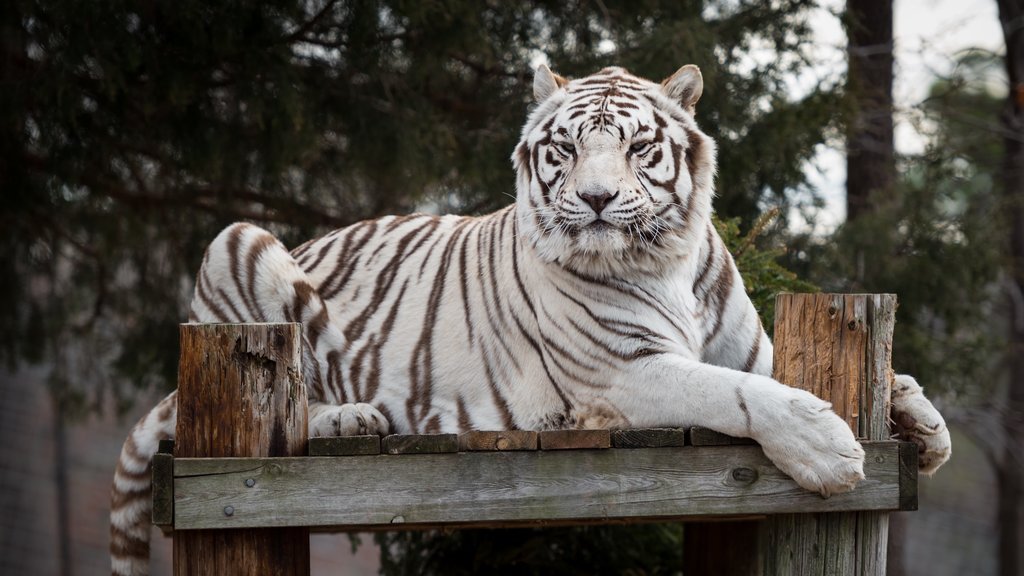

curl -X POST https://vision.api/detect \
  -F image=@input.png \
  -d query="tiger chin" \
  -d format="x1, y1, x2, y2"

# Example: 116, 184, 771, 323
110, 64, 951, 575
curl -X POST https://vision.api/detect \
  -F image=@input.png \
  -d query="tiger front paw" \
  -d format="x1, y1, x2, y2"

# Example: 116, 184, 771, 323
309, 402, 390, 437
891, 374, 951, 475
758, 388, 866, 498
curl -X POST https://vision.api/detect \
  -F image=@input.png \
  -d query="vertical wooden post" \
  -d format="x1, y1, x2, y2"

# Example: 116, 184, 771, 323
173, 323, 310, 576
761, 293, 896, 575
681, 293, 896, 575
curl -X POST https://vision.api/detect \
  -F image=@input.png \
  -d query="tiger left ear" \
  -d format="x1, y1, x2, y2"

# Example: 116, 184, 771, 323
661, 65, 703, 114
534, 64, 569, 102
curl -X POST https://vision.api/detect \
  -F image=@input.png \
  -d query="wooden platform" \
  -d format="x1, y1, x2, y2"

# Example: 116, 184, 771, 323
160, 295, 912, 575
153, 428, 917, 532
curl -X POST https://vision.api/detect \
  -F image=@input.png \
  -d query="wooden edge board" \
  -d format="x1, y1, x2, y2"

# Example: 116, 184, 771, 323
151, 452, 174, 526
689, 427, 756, 446
310, 436, 381, 456
898, 440, 919, 511
153, 509, 764, 533
170, 441, 906, 530
308, 514, 770, 533
459, 430, 538, 451
382, 433, 458, 455
538, 429, 610, 450
611, 428, 687, 448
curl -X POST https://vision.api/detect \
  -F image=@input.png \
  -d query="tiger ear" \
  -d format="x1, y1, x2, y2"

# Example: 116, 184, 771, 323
534, 64, 568, 102
661, 65, 703, 113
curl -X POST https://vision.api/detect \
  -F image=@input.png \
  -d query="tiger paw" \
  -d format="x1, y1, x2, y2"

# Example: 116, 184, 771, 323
891, 374, 951, 475
758, 388, 866, 497
309, 402, 390, 437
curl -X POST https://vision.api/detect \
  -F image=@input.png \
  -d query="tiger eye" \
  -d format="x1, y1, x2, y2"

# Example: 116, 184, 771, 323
629, 142, 652, 155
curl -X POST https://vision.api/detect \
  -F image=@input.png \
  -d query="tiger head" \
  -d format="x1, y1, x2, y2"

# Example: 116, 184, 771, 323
513, 65, 716, 278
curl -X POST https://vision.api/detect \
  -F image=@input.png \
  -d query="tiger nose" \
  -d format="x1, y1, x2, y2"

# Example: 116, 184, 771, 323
578, 190, 618, 215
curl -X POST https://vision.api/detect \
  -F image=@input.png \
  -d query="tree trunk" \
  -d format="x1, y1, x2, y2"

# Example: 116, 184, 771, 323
845, 0, 895, 222
998, 3, 1024, 576
845, 2, 900, 570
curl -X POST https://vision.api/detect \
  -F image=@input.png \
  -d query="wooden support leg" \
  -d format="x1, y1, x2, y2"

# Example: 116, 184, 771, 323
173, 323, 310, 576
761, 294, 896, 575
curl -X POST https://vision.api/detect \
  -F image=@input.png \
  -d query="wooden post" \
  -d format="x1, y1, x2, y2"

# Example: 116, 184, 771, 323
682, 293, 896, 575
173, 323, 310, 576
761, 293, 896, 574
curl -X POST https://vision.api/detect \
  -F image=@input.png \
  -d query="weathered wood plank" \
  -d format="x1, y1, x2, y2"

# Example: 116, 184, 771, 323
611, 428, 687, 448
458, 431, 538, 451
689, 427, 756, 446
383, 434, 458, 455
309, 436, 381, 456
152, 452, 174, 526
173, 322, 309, 576
171, 441, 903, 531
898, 441, 919, 511
538, 429, 610, 450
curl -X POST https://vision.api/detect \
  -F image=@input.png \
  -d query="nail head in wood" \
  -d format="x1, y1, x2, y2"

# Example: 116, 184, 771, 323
611, 428, 687, 448
383, 434, 459, 455
309, 435, 381, 456
458, 430, 538, 451
538, 429, 610, 450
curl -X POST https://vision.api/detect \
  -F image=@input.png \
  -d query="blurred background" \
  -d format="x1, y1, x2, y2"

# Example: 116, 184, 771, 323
0, 0, 1020, 574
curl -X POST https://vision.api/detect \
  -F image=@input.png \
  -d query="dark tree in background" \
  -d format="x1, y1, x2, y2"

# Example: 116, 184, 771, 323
0, 0, 838, 414
997, 1, 1024, 574
845, 0, 894, 223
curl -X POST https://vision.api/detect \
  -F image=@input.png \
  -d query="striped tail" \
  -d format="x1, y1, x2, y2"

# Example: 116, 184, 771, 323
110, 392, 176, 576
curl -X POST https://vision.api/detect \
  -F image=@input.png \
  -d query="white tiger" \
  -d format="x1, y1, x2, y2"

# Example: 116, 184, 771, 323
110, 64, 951, 575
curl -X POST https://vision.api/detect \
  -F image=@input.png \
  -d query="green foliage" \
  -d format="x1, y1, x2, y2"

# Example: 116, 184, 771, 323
374, 524, 683, 576
715, 210, 817, 330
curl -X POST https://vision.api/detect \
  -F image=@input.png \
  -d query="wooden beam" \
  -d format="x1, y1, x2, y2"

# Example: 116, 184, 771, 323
761, 293, 897, 575
538, 429, 611, 450
382, 434, 458, 454
152, 452, 174, 527
170, 441, 905, 531
611, 428, 687, 448
173, 323, 309, 576
309, 436, 381, 456
459, 431, 539, 451
689, 427, 755, 447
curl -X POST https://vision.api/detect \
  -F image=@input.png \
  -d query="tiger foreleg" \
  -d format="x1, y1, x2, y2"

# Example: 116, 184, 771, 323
600, 356, 866, 497
890, 374, 951, 474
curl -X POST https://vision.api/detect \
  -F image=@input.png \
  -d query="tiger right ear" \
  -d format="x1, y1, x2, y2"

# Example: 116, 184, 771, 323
661, 65, 703, 114
533, 64, 568, 102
